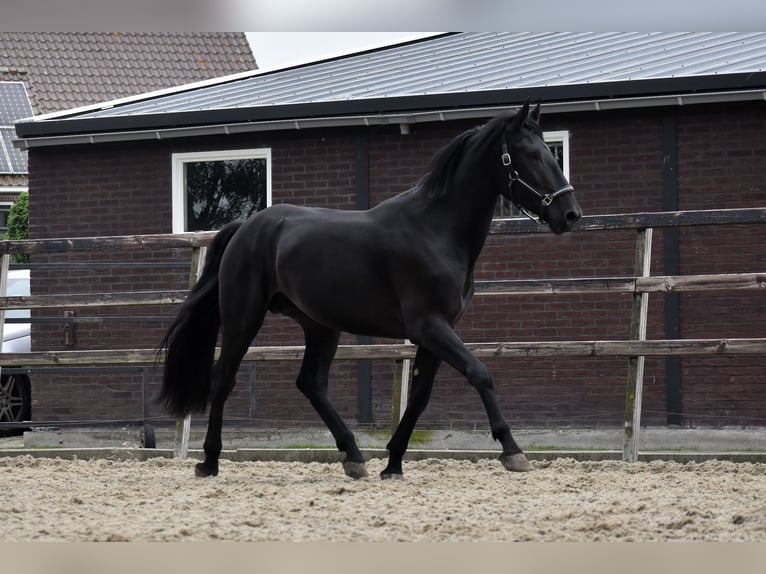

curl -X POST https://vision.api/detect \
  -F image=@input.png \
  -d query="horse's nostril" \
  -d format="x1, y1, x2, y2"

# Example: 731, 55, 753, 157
566, 210, 581, 224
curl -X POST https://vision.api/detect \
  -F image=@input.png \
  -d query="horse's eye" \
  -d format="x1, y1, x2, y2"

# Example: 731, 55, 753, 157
528, 151, 541, 161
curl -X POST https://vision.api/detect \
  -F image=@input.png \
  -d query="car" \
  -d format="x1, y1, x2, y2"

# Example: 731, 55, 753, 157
0, 268, 31, 432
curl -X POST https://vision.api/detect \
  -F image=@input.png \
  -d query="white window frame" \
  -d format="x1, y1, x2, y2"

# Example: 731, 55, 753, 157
543, 130, 570, 179
171, 148, 272, 233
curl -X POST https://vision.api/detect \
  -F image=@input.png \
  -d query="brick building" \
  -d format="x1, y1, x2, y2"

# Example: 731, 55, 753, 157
13, 32, 766, 430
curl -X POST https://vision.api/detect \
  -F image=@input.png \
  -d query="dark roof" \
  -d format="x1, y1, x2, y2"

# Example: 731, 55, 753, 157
0, 32, 256, 115
16, 32, 766, 146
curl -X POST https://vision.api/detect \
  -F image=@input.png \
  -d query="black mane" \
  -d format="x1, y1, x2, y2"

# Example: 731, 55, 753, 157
418, 127, 479, 198
417, 109, 540, 199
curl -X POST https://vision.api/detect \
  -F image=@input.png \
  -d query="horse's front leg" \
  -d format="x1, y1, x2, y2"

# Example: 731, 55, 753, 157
296, 321, 367, 479
415, 318, 532, 473
381, 346, 441, 479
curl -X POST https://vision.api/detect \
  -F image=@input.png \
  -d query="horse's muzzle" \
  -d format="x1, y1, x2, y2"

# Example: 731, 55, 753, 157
549, 197, 582, 234
563, 204, 582, 231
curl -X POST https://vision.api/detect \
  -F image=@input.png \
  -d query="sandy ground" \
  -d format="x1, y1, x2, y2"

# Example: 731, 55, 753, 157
1, 455, 765, 542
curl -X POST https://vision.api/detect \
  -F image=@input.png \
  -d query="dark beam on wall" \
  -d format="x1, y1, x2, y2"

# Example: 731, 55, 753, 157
355, 132, 373, 423
662, 112, 683, 426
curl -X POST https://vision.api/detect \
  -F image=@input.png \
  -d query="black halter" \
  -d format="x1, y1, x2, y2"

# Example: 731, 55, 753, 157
501, 141, 575, 224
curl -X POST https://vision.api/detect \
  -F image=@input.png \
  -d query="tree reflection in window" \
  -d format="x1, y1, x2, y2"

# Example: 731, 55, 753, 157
185, 158, 267, 231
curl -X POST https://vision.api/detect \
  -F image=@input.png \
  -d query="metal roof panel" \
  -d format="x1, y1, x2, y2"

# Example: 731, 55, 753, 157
15, 32, 766, 141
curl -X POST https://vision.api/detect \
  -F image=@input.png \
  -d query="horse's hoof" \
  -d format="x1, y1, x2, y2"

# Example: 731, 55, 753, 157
380, 471, 404, 481
500, 453, 532, 472
195, 462, 218, 477
342, 461, 368, 479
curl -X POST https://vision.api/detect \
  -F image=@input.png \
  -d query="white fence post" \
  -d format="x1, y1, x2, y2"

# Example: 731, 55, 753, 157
0, 254, 8, 393
0, 254, 10, 349
390, 340, 412, 431
173, 245, 206, 459
623, 228, 653, 462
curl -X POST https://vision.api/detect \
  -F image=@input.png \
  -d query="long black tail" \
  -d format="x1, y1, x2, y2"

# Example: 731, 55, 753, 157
157, 221, 243, 416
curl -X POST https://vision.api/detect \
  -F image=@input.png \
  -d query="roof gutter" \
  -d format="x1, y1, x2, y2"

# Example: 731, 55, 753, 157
15, 88, 766, 150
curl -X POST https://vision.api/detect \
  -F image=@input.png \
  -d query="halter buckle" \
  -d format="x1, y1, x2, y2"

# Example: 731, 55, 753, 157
501, 152, 512, 167
541, 194, 553, 207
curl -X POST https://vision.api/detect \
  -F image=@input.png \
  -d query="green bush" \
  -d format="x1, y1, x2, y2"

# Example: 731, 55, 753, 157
5, 191, 29, 264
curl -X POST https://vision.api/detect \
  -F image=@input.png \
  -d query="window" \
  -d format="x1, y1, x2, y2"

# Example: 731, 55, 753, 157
0, 190, 26, 237
171, 149, 271, 233
0, 201, 12, 236
494, 130, 570, 219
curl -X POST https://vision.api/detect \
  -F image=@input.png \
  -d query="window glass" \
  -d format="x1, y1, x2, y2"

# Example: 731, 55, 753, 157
0, 203, 11, 235
172, 149, 271, 232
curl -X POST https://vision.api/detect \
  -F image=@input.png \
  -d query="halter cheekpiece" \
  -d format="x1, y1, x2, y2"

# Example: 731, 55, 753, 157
501, 141, 574, 224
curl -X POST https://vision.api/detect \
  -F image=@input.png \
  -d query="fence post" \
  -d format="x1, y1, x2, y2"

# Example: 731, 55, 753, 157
0, 254, 9, 341
0, 254, 8, 387
390, 339, 411, 432
173, 245, 207, 459
623, 228, 653, 462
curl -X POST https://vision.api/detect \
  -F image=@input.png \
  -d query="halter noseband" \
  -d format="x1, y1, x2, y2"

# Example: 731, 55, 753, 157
501, 141, 574, 224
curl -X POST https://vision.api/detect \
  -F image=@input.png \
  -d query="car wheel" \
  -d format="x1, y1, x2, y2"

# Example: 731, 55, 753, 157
0, 373, 31, 436
141, 423, 156, 448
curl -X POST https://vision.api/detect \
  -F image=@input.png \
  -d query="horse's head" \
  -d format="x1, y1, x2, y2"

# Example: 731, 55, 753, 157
499, 101, 582, 234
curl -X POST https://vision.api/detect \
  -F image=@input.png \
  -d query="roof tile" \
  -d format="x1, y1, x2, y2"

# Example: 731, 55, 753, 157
0, 32, 256, 115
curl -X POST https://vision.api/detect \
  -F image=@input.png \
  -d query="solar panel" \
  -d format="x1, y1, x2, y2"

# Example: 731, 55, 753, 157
0, 131, 11, 173
0, 82, 33, 174
0, 128, 26, 172
0, 82, 33, 125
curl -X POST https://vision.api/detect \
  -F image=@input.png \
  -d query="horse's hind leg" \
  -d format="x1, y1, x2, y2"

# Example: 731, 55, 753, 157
196, 339, 257, 477
381, 346, 441, 479
196, 298, 267, 478
296, 319, 367, 479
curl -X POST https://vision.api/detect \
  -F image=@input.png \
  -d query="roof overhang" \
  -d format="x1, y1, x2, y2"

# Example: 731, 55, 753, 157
14, 72, 766, 149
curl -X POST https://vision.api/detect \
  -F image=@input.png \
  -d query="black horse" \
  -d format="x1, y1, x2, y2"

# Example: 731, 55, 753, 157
159, 101, 582, 480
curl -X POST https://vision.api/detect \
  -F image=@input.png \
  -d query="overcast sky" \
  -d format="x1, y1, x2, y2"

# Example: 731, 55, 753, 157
245, 32, 436, 70
4, 1, 766, 33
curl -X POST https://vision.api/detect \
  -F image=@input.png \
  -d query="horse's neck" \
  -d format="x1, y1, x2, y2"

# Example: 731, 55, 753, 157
420, 175, 499, 267
453, 191, 497, 268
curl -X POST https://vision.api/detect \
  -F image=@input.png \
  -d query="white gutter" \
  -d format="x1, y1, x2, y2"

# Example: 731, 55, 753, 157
15, 89, 766, 150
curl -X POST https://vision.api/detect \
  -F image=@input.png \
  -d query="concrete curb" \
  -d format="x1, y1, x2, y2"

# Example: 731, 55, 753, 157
3, 425, 765, 466
15, 425, 766, 452
1, 446, 765, 465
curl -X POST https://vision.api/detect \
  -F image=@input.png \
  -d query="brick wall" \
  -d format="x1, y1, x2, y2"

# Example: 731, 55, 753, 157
25, 104, 766, 429
675, 104, 766, 425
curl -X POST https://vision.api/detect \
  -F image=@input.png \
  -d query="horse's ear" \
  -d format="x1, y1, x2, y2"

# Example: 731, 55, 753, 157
530, 101, 541, 123
508, 100, 530, 132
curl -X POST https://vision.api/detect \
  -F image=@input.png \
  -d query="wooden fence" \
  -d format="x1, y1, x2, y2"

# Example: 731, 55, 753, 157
1, 207, 765, 461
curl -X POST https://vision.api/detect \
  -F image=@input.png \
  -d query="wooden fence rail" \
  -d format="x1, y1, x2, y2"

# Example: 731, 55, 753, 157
0, 207, 764, 257
0, 338, 765, 368
0, 206, 764, 461
0, 272, 762, 311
